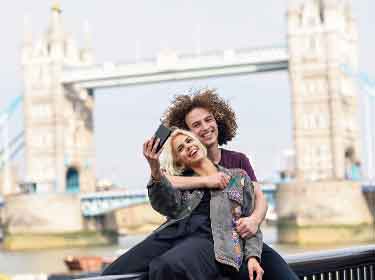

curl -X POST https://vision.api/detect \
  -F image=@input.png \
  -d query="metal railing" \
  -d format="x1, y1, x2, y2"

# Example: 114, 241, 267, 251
49, 245, 375, 280
287, 245, 375, 280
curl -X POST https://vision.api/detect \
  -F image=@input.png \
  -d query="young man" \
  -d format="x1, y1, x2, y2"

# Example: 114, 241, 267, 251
162, 89, 299, 280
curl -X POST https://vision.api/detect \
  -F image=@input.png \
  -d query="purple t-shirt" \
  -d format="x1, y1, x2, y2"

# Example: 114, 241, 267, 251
219, 148, 257, 181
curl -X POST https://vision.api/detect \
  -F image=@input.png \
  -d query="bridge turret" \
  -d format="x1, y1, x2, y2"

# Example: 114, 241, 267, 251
21, 16, 33, 66
46, 2, 65, 60
80, 21, 94, 65
287, 0, 361, 181
65, 32, 80, 64
22, 4, 96, 194
287, 0, 301, 34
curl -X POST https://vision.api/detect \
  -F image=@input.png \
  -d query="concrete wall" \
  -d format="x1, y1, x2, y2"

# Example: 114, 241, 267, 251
4, 193, 84, 234
276, 180, 373, 226
276, 180, 374, 244
105, 202, 166, 235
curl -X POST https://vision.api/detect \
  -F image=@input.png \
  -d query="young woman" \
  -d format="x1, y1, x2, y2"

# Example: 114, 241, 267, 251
102, 129, 264, 280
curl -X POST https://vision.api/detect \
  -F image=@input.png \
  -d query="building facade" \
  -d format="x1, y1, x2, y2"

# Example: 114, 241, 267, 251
288, 0, 361, 181
21, 4, 96, 193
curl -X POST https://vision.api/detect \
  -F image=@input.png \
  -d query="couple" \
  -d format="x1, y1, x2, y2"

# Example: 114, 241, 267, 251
102, 89, 298, 280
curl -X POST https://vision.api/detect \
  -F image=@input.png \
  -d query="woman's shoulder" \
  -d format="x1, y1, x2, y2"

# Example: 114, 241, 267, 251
218, 165, 249, 178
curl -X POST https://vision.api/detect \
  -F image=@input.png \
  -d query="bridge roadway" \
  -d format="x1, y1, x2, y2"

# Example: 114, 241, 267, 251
79, 182, 374, 217
61, 46, 288, 89
80, 190, 148, 217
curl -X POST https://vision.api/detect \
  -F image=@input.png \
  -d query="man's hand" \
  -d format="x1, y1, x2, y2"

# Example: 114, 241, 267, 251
143, 137, 163, 180
236, 216, 259, 239
248, 257, 263, 280
204, 172, 231, 189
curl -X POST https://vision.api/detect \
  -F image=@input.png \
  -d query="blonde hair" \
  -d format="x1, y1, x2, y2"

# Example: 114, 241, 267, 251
160, 129, 207, 176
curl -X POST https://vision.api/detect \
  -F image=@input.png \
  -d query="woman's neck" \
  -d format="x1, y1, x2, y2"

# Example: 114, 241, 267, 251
191, 157, 218, 176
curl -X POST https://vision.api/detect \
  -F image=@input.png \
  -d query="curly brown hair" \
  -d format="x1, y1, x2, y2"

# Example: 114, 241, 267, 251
162, 89, 237, 145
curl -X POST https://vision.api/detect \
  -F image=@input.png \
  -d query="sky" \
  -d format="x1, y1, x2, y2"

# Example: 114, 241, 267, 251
0, 1, 374, 189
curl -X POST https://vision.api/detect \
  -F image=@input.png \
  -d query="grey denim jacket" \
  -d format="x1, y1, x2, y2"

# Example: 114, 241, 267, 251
147, 166, 263, 271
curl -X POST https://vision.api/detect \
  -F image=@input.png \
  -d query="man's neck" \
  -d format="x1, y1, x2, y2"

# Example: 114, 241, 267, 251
191, 158, 217, 176
207, 145, 221, 164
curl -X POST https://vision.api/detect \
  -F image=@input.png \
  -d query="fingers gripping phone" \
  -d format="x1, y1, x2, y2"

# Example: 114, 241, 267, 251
153, 124, 172, 153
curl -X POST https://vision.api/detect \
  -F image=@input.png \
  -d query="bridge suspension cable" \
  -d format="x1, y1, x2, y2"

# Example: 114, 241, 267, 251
0, 95, 24, 193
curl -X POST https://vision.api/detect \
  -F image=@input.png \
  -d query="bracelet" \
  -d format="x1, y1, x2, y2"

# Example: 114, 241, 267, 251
151, 174, 161, 183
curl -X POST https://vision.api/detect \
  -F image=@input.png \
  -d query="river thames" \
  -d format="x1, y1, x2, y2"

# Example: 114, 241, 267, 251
0, 226, 373, 275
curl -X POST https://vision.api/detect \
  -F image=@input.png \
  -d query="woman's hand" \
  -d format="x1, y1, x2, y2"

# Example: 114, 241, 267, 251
236, 216, 260, 239
204, 172, 231, 189
247, 257, 264, 280
143, 137, 163, 180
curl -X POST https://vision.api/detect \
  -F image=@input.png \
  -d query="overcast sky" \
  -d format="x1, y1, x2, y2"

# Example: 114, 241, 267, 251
1, 1, 374, 189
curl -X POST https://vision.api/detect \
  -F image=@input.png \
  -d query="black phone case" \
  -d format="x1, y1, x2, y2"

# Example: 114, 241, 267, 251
154, 124, 172, 153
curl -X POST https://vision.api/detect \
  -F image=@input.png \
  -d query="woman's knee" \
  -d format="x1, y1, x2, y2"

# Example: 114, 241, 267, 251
149, 255, 185, 276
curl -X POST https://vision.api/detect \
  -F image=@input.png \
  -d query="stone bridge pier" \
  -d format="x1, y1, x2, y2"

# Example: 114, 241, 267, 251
276, 181, 374, 245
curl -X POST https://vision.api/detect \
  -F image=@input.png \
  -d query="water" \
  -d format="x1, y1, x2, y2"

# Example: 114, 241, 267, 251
0, 227, 371, 275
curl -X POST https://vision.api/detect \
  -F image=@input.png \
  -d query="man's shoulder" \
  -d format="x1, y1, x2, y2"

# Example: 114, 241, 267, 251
221, 148, 249, 161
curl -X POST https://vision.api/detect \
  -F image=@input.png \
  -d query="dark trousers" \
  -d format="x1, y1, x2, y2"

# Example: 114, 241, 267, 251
261, 243, 299, 280
102, 233, 298, 280
102, 231, 226, 280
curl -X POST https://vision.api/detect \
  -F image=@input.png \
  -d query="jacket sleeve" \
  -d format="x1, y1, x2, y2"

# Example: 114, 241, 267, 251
147, 175, 183, 218
241, 171, 263, 261
244, 229, 263, 261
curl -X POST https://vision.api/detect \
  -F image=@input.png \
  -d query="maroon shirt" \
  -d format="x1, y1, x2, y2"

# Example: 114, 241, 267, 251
219, 148, 257, 181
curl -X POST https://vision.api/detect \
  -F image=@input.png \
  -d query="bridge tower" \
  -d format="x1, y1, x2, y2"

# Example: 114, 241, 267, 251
21, 4, 96, 193
288, 0, 361, 181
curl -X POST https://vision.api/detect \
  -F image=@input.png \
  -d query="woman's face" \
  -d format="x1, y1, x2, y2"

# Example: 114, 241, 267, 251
172, 133, 205, 168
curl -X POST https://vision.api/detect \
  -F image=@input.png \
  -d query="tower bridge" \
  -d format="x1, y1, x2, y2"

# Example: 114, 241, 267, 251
15, 0, 363, 195
0, 0, 373, 247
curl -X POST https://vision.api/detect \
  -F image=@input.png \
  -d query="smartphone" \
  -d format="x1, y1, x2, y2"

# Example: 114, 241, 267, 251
153, 124, 172, 153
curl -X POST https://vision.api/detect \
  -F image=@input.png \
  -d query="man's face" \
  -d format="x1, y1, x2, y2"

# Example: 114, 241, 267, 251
185, 107, 219, 148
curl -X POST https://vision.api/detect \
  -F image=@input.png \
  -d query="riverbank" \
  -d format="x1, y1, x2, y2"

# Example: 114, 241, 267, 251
2, 231, 116, 251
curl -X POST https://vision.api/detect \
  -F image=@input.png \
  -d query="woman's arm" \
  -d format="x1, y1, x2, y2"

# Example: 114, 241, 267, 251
244, 229, 263, 263
147, 175, 183, 218
143, 137, 183, 218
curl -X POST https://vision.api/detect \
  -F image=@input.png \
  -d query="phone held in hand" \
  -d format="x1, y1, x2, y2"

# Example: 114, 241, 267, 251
153, 124, 172, 153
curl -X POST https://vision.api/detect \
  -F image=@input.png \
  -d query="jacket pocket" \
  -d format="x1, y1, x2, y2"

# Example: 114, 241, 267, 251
225, 189, 243, 206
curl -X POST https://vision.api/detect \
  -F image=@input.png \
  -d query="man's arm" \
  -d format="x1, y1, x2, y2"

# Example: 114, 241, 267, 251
251, 182, 269, 226
165, 173, 230, 190
237, 155, 268, 238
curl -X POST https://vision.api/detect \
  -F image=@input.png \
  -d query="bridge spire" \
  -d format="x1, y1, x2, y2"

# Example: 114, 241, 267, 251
81, 20, 94, 64
47, 1, 64, 59
21, 15, 33, 65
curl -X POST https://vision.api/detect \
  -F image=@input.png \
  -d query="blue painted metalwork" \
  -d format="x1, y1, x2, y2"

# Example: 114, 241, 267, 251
0, 195, 4, 208
340, 64, 375, 98
0, 95, 23, 123
80, 192, 148, 216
